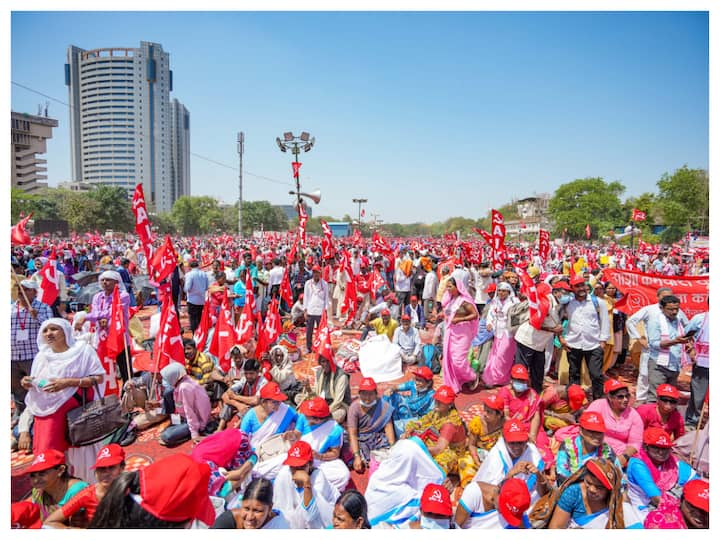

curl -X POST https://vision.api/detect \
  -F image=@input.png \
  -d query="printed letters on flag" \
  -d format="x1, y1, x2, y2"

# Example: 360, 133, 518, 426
150, 235, 177, 283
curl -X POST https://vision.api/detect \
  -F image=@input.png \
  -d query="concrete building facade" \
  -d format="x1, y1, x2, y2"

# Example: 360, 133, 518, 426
170, 98, 191, 200
65, 41, 189, 212
10, 111, 58, 193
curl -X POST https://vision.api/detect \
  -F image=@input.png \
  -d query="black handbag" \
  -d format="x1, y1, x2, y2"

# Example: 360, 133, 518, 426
66, 380, 126, 446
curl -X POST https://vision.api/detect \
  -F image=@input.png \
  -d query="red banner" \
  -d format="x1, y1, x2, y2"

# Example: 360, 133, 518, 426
106, 285, 126, 359
491, 209, 506, 270
131, 184, 155, 273
538, 229, 550, 262
603, 269, 709, 319
298, 204, 308, 246
632, 208, 647, 222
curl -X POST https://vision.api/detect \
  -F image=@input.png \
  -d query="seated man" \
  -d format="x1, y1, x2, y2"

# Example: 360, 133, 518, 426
392, 314, 422, 365
361, 309, 399, 342
182, 338, 224, 402
347, 377, 396, 474
295, 355, 351, 424
217, 358, 268, 431
404, 295, 426, 330
290, 293, 306, 327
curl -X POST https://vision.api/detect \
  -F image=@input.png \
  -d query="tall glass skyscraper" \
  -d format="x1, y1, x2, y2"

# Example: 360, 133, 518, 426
65, 41, 190, 212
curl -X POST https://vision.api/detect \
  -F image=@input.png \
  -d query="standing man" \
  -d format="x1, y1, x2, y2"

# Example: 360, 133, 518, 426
304, 265, 329, 355
684, 308, 709, 429
117, 258, 135, 307
561, 275, 610, 400
11, 280, 53, 419
184, 259, 209, 334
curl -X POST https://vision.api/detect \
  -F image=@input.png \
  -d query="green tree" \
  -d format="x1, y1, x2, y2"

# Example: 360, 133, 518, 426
241, 201, 289, 233
547, 178, 625, 239
11, 188, 59, 222
170, 196, 224, 235
51, 189, 103, 232
656, 166, 709, 237
86, 185, 134, 232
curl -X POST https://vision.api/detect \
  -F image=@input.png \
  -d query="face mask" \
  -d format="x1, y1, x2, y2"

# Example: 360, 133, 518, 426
512, 381, 528, 393
360, 399, 377, 408
559, 294, 573, 305
420, 516, 450, 529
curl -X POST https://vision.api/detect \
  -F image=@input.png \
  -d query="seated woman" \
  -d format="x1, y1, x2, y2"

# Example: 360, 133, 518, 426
268, 345, 303, 403
190, 428, 257, 498
635, 384, 685, 441
365, 436, 446, 528
455, 477, 532, 529
556, 411, 621, 486
241, 382, 299, 480
158, 363, 213, 447
212, 478, 290, 529
542, 383, 587, 435
332, 490, 371, 529
547, 458, 643, 529
644, 479, 709, 530
347, 377, 395, 474
404, 385, 470, 487
458, 393, 506, 487
586, 379, 644, 468
626, 427, 698, 521
44, 444, 126, 528
497, 364, 553, 467
273, 441, 340, 529
472, 420, 550, 504
377, 483, 454, 529
384, 365, 436, 437
25, 450, 89, 524
296, 397, 350, 493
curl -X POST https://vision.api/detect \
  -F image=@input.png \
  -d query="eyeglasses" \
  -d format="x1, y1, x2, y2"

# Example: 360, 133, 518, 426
659, 397, 678, 404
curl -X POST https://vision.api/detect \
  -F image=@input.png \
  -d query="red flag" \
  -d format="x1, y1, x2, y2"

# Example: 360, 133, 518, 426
36, 249, 59, 306
632, 208, 647, 222
208, 292, 235, 373
370, 268, 387, 298
585, 223, 591, 239
291, 161, 302, 179
372, 231, 392, 255
235, 302, 255, 344
341, 276, 358, 321
287, 232, 299, 264
150, 235, 177, 283
474, 227, 493, 246
320, 219, 336, 260
254, 313, 269, 357
297, 204, 308, 246
264, 298, 283, 346
131, 184, 155, 272
244, 269, 256, 315
280, 267, 294, 307
491, 210, 507, 270
105, 284, 126, 359
518, 268, 550, 330
193, 300, 213, 352
152, 295, 184, 372
538, 229, 550, 262
11, 213, 33, 246
352, 228, 362, 245
312, 311, 335, 367
95, 335, 120, 396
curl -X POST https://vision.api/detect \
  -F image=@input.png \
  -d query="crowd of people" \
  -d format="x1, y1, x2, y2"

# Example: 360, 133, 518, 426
10, 232, 709, 529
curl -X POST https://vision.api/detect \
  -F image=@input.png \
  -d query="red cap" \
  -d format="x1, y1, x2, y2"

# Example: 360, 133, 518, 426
503, 420, 529, 442
401, 314, 411, 321
420, 483, 453, 517
413, 366, 434, 381
299, 396, 331, 418
25, 449, 65, 474
91, 443, 126, 469
410, 295, 418, 301
497, 478, 531, 527
552, 281, 572, 291
657, 384, 680, 400
579, 411, 606, 433
380, 309, 391, 317
510, 364, 529, 381
604, 378, 628, 394
283, 441, 313, 467
359, 377, 377, 392
683, 479, 710, 512
485, 283, 497, 293
567, 384, 586, 411
643, 427, 673, 448
586, 459, 613, 490
311, 265, 321, 272
434, 385, 456, 404
138, 454, 216, 526
482, 393, 505, 411
259, 381, 288, 401
11, 501, 42, 529
570, 275, 586, 286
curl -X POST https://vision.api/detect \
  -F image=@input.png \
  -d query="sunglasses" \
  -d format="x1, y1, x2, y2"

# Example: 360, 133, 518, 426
659, 397, 678, 404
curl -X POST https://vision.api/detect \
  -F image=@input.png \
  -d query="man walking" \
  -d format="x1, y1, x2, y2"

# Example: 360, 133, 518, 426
184, 259, 209, 334
304, 265, 329, 355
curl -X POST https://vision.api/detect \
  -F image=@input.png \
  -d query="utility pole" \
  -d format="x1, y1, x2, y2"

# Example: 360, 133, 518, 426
352, 197, 368, 223
237, 132, 244, 237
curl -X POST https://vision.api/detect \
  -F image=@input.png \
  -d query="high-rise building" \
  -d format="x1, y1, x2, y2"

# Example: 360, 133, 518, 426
65, 41, 189, 212
10, 110, 58, 193
170, 98, 190, 200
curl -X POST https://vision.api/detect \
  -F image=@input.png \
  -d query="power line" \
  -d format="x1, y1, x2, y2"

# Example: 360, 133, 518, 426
11, 80, 293, 187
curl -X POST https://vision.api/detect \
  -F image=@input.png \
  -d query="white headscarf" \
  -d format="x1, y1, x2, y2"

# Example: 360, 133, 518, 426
98, 270, 126, 292
161, 362, 187, 387
25, 318, 106, 417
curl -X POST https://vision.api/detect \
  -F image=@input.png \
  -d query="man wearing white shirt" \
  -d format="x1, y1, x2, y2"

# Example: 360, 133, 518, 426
394, 265, 412, 308
304, 265, 329, 355
561, 275, 610, 400
393, 314, 422, 364
267, 258, 285, 298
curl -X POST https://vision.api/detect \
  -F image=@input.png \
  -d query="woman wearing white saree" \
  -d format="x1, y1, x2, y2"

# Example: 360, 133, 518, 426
365, 436, 446, 528
240, 381, 298, 480
296, 396, 350, 493
273, 441, 339, 529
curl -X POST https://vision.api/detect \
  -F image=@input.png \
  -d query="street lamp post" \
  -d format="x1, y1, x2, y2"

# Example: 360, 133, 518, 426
276, 131, 316, 213
352, 198, 367, 224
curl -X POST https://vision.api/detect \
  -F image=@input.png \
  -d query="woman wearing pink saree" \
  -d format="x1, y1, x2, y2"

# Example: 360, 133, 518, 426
441, 277, 480, 393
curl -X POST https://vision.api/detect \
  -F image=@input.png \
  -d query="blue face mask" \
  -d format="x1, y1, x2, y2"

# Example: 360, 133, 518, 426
512, 381, 529, 393
559, 294, 573, 305
420, 516, 450, 529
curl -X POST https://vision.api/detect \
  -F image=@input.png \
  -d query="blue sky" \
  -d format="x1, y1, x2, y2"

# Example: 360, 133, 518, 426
10, 11, 709, 223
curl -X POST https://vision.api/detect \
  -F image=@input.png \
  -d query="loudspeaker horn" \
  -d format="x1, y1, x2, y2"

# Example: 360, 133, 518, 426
300, 190, 321, 204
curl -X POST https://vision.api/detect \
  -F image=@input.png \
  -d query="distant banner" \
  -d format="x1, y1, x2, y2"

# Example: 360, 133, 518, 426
604, 268, 708, 319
